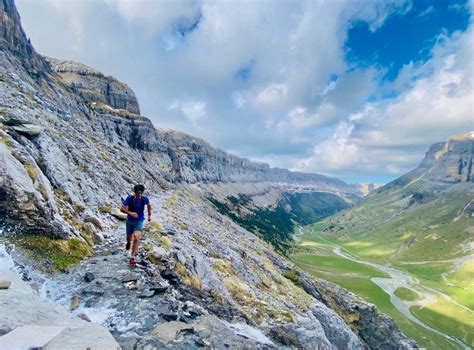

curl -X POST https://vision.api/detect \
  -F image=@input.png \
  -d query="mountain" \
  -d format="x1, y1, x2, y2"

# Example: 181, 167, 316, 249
297, 134, 473, 348
320, 133, 473, 263
0, 1, 415, 348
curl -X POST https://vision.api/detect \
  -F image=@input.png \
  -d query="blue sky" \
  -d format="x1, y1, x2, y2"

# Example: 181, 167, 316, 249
16, 0, 474, 184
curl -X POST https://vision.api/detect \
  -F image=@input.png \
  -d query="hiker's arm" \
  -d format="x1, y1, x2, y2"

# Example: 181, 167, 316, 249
120, 204, 138, 218
147, 203, 152, 221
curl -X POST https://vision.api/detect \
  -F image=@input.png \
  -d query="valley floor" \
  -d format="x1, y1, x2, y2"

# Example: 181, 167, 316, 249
291, 225, 474, 350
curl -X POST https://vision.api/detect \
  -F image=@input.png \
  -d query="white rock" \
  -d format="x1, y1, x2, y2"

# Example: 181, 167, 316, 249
0, 325, 64, 349
0, 280, 12, 289
110, 208, 127, 220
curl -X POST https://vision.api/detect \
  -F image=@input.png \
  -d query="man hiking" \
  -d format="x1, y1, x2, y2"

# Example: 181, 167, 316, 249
120, 184, 152, 266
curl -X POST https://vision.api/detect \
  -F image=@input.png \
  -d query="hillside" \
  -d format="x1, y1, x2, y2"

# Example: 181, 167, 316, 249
0, 1, 415, 349
294, 134, 473, 349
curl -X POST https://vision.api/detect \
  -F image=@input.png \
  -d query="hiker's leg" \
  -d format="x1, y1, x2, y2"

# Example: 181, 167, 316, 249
125, 222, 133, 251
131, 231, 142, 257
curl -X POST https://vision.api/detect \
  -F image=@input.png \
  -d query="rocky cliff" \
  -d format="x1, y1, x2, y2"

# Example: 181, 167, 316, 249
381, 132, 473, 193
0, 1, 415, 348
46, 57, 141, 115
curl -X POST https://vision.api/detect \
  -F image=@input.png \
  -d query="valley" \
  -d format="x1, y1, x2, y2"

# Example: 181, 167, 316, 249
292, 229, 472, 349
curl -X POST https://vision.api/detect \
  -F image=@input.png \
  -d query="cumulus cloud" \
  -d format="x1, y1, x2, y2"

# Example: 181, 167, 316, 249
295, 23, 474, 178
16, 0, 471, 183
256, 84, 288, 106
169, 100, 207, 125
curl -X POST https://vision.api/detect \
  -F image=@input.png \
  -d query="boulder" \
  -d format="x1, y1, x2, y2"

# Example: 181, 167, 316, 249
10, 123, 43, 136
83, 272, 95, 283
193, 257, 207, 279
110, 208, 127, 220
0, 281, 12, 289
152, 321, 194, 344
83, 222, 104, 242
149, 246, 167, 264
83, 215, 104, 230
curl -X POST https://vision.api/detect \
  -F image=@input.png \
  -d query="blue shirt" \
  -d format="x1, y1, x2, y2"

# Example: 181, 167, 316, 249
123, 195, 149, 221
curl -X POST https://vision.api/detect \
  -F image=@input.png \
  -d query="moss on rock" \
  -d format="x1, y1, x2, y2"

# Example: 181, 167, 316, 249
13, 235, 93, 272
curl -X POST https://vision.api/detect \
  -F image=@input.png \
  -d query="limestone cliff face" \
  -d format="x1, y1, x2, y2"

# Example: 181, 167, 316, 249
46, 57, 141, 115
382, 132, 473, 193
158, 128, 270, 183
0, 0, 50, 76
418, 132, 473, 183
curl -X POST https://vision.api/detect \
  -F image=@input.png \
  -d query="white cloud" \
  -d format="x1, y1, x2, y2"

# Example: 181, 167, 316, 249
232, 92, 246, 109
256, 84, 288, 106
168, 100, 207, 125
296, 23, 474, 178
18, 0, 470, 182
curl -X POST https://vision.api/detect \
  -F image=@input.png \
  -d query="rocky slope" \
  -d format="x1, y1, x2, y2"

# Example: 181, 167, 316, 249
0, 0, 415, 348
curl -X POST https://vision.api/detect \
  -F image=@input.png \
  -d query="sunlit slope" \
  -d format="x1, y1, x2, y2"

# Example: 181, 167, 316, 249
318, 183, 473, 263
319, 133, 473, 264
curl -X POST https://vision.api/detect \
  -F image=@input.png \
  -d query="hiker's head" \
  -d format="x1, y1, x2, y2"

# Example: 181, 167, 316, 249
133, 184, 145, 195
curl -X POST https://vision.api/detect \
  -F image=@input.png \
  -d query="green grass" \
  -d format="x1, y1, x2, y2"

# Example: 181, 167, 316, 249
292, 233, 469, 349
315, 186, 473, 264
296, 259, 460, 349
395, 287, 422, 301
13, 235, 92, 272
411, 300, 474, 348
293, 252, 388, 278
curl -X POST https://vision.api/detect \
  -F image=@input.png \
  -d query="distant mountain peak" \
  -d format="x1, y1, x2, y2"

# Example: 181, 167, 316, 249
382, 132, 473, 192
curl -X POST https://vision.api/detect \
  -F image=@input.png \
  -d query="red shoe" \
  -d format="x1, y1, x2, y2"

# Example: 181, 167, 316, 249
129, 258, 137, 266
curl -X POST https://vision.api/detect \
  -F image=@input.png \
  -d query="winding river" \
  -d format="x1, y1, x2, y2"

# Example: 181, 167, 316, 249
314, 235, 471, 350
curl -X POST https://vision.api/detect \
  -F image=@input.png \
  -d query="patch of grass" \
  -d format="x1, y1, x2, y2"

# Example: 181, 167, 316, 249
73, 203, 85, 214
394, 287, 421, 301
23, 162, 39, 182
174, 262, 201, 289
411, 300, 473, 348
0, 131, 12, 147
293, 252, 388, 278
13, 235, 92, 272
98, 204, 112, 213
212, 259, 233, 275
158, 235, 171, 250
38, 184, 48, 199
193, 234, 207, 247
53, 189, 72, 204
148, 221, 163, 233
283, 269, 300, 286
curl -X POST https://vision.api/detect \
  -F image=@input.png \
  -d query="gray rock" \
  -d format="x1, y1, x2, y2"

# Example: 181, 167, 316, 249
83, 272, 95, 283
83, 215, 104, 230
176, 251, 186, 265
152, 321, 194, 344
193, 256, 207, 279
0, 271, 119, 350
138, 290, 155, 298
10, 123, 43, 136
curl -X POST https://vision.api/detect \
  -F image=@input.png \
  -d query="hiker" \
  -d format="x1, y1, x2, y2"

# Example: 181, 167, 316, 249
120, 184, 152, 266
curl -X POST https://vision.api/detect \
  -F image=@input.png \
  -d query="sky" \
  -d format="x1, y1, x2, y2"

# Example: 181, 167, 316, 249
16, 0, 474, 184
